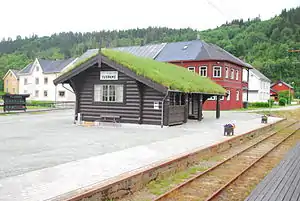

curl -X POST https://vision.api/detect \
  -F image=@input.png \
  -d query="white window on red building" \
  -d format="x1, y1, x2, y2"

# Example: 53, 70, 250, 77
225, 67, 229, 78
213, 66, 222, 78
236, 70, 239, 80
188, 66, 195, 72
231, 69, 235, 79
236, 90, 240, 101
199, 66, 207, 77
227, 90, 231, 101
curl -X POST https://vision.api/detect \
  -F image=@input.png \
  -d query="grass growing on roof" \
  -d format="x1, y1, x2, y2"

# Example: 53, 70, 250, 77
101, 49, 226, 94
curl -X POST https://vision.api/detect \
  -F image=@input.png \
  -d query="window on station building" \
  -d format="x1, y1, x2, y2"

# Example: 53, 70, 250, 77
236, 90, 240, 101
213, 66, 222, 78
169, 92, 185, 106
231, 69, 235, 79
188, 66, 195, 73
94, 84, 124, 103
207, 96, 216, 100
227, 90, 231, 101
225, 67, 229, 78
236, 70, 239, 80
199, 66, 207, 77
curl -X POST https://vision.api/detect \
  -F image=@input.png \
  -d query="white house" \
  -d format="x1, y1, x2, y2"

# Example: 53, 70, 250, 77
18, 58, 77, 102
243, 67, 271, 102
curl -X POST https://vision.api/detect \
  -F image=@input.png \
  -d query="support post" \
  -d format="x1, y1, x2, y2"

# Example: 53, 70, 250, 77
246, 68, 249, 102
184, 93, 188, 123
216, 95, 220, 119
197, 94, 203, 121
137, 82, 144, 124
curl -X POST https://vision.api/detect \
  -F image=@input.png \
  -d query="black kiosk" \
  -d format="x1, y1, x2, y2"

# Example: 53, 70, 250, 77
1, 94, 30, 112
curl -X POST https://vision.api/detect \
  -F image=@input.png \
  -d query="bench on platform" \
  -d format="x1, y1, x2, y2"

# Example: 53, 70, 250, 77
100, 114, 121, 123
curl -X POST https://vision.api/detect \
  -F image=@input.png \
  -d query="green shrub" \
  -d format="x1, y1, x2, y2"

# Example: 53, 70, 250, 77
278, 90, 293, 104
268, 99, 275, 107
248, 102, 269, 108
26, 100, 55, 107
279, 98, 287, 106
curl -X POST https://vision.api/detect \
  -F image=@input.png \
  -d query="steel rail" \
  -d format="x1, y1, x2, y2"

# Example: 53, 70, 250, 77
205, 127, 300, 201
153, 120, 298, 201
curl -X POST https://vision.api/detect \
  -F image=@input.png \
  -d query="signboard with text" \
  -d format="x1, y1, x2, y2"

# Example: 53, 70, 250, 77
100, 71, 118, 80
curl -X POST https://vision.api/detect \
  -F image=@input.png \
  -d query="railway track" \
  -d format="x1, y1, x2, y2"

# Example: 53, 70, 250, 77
153, 121, 300, 201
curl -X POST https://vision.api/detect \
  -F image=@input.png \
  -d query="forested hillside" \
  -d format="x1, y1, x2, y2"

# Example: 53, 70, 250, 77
0, 7, 299, 96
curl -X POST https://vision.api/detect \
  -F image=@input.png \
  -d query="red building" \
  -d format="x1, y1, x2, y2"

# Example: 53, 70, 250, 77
155, 40, 252, 110
270, 80, 294, 101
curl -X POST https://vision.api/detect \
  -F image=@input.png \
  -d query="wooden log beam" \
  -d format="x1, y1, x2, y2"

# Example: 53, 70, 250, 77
216, 95, 220, 119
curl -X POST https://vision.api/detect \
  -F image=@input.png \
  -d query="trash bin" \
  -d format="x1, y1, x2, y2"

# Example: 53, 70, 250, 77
243, 101, 248, 109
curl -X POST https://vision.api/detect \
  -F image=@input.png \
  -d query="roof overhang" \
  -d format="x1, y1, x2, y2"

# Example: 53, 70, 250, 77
167, 59, 253, 69
2, 69, 19, 80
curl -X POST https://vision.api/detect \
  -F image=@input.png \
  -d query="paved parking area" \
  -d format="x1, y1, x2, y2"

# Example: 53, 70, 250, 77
0, 110, 282, 201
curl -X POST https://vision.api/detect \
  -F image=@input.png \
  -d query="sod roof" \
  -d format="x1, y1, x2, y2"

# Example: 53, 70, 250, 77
57, 49, 226, 95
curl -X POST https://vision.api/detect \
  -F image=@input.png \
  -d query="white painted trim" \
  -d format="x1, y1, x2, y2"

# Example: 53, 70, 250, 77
199, 66, 207, 77
2, 69, 18, 80
187, 66, 195, 72
213, 66, 222, 78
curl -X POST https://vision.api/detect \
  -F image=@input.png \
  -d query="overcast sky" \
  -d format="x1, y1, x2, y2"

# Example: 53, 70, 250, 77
0, 0, 299, 39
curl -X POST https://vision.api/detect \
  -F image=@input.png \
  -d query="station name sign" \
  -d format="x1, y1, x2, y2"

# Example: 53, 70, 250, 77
100, 71, 118, 80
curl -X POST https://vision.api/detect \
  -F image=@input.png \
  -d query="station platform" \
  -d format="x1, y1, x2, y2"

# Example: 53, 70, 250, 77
245, 142, 300, 201
0, 111, 283, 201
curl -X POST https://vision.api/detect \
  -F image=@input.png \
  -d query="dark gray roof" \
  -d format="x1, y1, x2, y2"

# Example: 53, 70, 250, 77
19, 58, 75, 74
112, 43, 166, 59
250, 68, 271, 82
155, 40, 251, 68
19, 63, 33, 74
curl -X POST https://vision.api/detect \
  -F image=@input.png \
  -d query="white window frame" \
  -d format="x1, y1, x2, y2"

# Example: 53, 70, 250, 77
94, 84, 124, 103
199, 66, 207, 77
225, 67, 229, 78
44, 90, 48, 97
227, 90, 231, 101
236, 90, 240, 101
188, 66, 195, 73
236, 70, 239, 80
213, 66, 222, 78
230, 69, 235, 79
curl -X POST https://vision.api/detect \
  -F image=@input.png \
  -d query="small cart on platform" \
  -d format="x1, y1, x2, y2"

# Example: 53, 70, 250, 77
1, 94, 30, 112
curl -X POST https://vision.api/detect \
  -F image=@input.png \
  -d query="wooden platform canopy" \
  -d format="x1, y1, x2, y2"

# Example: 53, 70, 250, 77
54, 49, 226, 126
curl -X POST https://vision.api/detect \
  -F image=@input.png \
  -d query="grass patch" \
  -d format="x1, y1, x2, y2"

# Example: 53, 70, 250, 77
147, 166, 208, 196
102, 49, 226, 94
58, 49, 226, 94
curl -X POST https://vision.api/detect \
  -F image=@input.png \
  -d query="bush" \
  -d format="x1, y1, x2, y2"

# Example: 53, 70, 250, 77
26, 100, 55, 107
248, 102, 269, 108
279, 98, 287, 106
278, 90, 292, 104
268, 99, 275, 107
